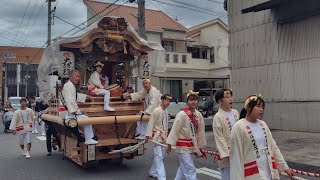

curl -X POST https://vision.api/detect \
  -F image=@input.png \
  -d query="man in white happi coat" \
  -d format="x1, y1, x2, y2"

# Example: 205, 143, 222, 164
10, 98, 36, 159
145, 94, 172, 180
212, 89, 239, 180
166, 91, 207, 180
88, 61, 114, 111
123, 78, 161, 139
62, 70, 98, 145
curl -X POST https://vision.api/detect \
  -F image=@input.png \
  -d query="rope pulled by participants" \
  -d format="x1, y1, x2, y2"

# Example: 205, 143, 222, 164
108, 140, 145, 154
280, 172, 307, 180
291, 169, 320, 178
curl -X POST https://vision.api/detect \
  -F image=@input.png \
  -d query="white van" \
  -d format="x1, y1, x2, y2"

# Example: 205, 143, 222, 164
8, 97, 22, 110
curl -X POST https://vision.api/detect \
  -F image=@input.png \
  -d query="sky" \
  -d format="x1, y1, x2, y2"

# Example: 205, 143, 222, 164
0, 0, 227, 48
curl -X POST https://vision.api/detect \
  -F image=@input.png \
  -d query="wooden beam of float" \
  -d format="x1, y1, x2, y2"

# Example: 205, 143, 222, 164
41, 114, 149, 127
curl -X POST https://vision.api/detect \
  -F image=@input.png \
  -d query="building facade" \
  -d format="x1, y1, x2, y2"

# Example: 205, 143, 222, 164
0, 46, 44, 101
226, 0, 320, 132
85, 0, 231, 101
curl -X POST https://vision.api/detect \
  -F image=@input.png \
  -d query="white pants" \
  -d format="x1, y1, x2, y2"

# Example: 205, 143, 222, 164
19, 131, 32, 145
66, 113, 94, 141
32, 114, 45, 134
136, 121, 148, 137
98, 89, 111, 109
149, 145, 166, 180
32, 120, 38, 132
220, 167, 230, 180
174, 153, 198, 180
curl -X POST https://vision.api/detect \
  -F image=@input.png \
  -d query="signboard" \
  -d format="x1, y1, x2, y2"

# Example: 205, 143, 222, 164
138, 54, 150, 79
58, 51, 75, 78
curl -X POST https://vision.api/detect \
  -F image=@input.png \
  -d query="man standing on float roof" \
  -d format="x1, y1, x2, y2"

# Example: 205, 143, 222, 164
123, 78, 161, 140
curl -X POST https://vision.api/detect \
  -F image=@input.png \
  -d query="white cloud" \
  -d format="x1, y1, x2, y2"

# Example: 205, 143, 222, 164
0, 0, 227, 47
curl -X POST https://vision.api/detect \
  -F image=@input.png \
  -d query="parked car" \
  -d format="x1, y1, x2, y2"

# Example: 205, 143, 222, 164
8, 97, 22, 110
167, 99, 186, 119
198, 88, 222, 117
3, 110, 13, 133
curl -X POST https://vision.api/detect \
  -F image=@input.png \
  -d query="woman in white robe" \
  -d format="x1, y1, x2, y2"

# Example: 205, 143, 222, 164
230, 94, 294, 180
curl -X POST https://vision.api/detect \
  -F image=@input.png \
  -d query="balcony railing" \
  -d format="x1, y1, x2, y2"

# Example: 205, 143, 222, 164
165, 52, 211, 70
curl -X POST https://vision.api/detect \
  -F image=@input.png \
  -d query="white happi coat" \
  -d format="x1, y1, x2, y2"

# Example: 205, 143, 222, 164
9, 108, 35, 134
130, 86, 161, 114
230, 119, 289, 180
62, 80, 87, 114
145, 106, 169, 143
166, 109, 206, 154
88, 71, 105, 95
212, 108, 239, 168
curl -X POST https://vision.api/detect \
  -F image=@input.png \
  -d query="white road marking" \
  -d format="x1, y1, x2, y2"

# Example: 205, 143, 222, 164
36, 136, 46, 141
196, 167, 221, 179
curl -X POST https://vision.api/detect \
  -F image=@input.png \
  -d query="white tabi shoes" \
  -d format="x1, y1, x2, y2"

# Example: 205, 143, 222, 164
85, 138, 98, 145
104, 106, 115, 111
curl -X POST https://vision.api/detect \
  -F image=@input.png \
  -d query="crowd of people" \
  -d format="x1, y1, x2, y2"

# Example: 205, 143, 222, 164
2, 62, 296, 179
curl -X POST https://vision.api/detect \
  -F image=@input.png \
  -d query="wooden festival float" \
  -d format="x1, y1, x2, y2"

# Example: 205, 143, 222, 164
37, 16, 164, 168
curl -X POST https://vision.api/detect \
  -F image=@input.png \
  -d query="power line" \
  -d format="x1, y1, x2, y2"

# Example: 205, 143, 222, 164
147, 0, 176, 20
15, 0, 31, 37
151, 0, 227, 17
15, 0, 40, 46
13, 0, 122, 75
169, 0, 220, 13
54, 16, 82, 29
0, 26, 42, 47
207, 0, 224, 4
0, 32, 41, 47
21, 0, 46, 47
56, 0, 121, 38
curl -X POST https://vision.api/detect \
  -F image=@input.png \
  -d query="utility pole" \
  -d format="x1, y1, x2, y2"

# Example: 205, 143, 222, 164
16, 63, 21, 97
138, 0, 146, 40
47, 0, 56, 46
24, 61, 31, 97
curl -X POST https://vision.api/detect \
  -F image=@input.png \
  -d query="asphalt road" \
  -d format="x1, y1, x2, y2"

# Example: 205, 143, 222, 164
0, 127, 221, 180
1, 120, 317, 180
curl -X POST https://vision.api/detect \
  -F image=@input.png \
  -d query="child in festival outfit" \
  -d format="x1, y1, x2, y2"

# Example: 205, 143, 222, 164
145, 94, 172, 180
212, 89, 239, 180
166, 90, 206, 180
9, 98, 36, 159
230, 94, 294, 180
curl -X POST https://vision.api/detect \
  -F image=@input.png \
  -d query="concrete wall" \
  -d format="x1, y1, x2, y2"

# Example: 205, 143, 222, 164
163, 30, 186, 39
228, 0, 320, 132
200, 25, 229, 70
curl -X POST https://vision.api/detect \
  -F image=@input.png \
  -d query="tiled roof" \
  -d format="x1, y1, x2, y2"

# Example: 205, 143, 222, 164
0, 46, 44, 64
84, 0, 186, 32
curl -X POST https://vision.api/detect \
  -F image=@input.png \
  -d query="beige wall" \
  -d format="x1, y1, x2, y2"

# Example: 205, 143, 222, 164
146, 32, 162, 90
199, 24, 229, 70
163, 30, 186, 38
228, 0, 320, 132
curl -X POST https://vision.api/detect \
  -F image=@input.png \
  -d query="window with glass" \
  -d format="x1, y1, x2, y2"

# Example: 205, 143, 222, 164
210, 47, 215, 63
162, 41, 175, 52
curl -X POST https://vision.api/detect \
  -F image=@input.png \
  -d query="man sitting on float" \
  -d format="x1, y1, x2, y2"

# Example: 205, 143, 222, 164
62, 70, 98, 145
88, 61, 115, 111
